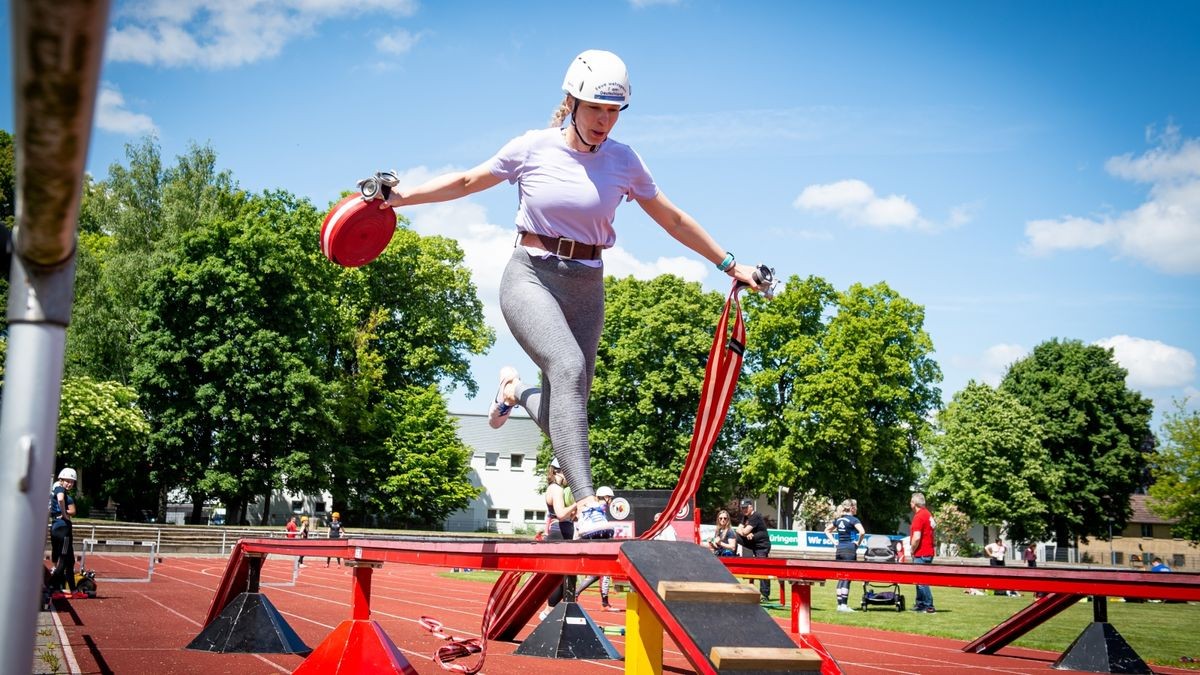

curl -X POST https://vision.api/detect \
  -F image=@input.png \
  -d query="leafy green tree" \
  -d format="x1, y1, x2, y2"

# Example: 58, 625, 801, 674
68, 138, 244, 384
1000, 339, 1154, 547
739, 278, 942, 530
1148, 400, 1200, 544
1, 129, 14, 317
924, 381, 1063, 542
0, 129, 14, 230
586, 275, 732, 510
133, 191, 333, 523
319, 222, 492, 525
375, 385, 479, 527
56, 376, 151, 516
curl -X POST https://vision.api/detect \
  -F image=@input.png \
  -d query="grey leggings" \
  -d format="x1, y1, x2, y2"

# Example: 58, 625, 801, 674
500, 246, 604, 502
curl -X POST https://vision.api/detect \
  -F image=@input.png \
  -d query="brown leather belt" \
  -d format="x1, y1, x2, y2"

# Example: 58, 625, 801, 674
518, 232, 603, 261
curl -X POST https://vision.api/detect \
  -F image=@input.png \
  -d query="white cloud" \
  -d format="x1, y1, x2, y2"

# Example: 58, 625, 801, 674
1093, 335, 1196, 390
794, 179, 926, 229
979, 343, 1027, 386
106, 0, 419, 69
394, 165, 711, 328
95, 82, 157, 135
376, 28, 424, 56
1023, 123, 1200, 274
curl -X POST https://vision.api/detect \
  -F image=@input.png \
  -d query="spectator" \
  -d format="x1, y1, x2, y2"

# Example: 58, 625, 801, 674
286, 516, 298, 538
298, 515, 310, 565
326, 511, 345, 567
1023, 544, 1037, 568
707, 510, 737, 557
909, 493, 936, 613
825, 499, 865, 612
735, 498, 772, 601
577, 486, 620, 610
1150, 557, 1172, 573
540, 458, 579, 620
985, 537, 1007, 566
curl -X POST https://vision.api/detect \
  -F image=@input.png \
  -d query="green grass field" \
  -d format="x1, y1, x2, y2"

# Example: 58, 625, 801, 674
441, 570, 1200, 669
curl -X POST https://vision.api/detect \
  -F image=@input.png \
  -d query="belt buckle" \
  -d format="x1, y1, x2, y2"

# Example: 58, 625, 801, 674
555, 237, 577, 259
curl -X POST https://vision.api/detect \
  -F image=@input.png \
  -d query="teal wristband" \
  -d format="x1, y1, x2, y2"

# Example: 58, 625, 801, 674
717, 252, 735, 272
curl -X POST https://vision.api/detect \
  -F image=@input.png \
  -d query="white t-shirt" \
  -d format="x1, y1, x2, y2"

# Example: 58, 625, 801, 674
986, 541, 1007, 561
486, 127, 659, 250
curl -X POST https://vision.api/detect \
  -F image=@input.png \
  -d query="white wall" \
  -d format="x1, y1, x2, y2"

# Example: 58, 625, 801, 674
445, 413, 547, 534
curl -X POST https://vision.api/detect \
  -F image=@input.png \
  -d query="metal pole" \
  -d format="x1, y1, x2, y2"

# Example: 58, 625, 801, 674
0, 3, 109, 674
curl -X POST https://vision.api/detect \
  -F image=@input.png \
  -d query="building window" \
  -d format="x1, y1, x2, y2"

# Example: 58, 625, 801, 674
485, 452, 499, 469
510, 453, 524, 470
1173, 554, 1186, 568
291, 500, 303, 512
487, 509, 509, 520
1112, 551, 1124, 565
1140, 524, 1154, 538
524, 510, 546, 522
314, 502, 326, 514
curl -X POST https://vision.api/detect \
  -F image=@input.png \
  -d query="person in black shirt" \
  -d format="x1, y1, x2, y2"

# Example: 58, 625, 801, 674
735, 498, 772, 600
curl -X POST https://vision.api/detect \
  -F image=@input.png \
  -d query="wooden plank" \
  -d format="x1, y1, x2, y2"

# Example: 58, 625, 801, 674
656, 581, 761, 604
619, 541, 819, 673
710, 646, 823, 671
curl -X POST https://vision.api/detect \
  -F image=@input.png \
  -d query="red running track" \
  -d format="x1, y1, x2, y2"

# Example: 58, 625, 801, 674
49, 554, 1196, 675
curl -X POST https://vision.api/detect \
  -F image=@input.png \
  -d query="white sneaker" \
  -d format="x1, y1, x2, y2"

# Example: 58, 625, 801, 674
576, 505, 614, 539
836, 604, 855, 612
488, 367, 521, 429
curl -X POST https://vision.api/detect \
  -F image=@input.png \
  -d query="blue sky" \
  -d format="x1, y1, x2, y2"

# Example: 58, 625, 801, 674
3, 1, 1198, 426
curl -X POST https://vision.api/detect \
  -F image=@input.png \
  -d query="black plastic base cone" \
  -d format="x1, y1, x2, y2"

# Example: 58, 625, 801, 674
514, 601, 621, 660
187, 591, 311, 655
1052, 622, 1151, 673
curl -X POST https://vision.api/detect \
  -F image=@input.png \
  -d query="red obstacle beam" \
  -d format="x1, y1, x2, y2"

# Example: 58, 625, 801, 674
720, 557, 1200, 602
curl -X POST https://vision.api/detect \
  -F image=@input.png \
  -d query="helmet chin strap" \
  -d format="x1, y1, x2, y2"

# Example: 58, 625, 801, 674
570, 98, 599, 153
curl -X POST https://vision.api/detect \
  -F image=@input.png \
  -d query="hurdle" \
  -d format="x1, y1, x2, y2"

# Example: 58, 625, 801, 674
79, 538, 158, 582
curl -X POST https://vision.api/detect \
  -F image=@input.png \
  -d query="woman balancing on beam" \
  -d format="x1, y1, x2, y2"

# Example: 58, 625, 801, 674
382, 49, 771, 538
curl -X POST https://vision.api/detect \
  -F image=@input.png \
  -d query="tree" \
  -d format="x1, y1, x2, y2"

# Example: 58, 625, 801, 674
375, 385, 480, 528
1148, 400, 1200, 544
68, 138, 244, 384
0, 129, 14, 230
133, 191, 334, 523
56, 376, 151, 517
1000, 339, 1154, 548
739, 278, 942, 530
586, 275, 733, 511
933, 503, 972, 556
924, 381, 1063, 543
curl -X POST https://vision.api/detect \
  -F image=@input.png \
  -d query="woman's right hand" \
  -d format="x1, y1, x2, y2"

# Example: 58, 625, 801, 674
728, 262, 774, 296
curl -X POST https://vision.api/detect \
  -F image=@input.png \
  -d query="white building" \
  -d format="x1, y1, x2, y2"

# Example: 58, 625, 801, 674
445, 412, 547, 534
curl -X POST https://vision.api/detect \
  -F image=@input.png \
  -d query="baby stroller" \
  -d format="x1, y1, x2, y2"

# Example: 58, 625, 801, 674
860, 534, 905, 612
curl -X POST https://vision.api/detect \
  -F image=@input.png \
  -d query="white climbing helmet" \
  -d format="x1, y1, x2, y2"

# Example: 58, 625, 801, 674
58, 468, 77, 481
562, 50, 631, 108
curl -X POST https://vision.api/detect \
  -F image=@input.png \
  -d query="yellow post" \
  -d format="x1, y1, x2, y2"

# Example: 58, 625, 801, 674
624, 589, 663, 675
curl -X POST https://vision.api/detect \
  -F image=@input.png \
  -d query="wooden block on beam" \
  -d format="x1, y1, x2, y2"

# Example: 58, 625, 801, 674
656, 581, 761, 604
710, 646, 823, 671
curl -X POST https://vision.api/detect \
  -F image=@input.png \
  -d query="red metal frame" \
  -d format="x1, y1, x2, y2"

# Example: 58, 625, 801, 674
203, 536, 1200, 672
963, 592, 1083, 654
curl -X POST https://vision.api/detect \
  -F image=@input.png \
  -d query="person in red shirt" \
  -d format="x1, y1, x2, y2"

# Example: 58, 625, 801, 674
285, 516, 298, 539
909, 493, 936, 613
